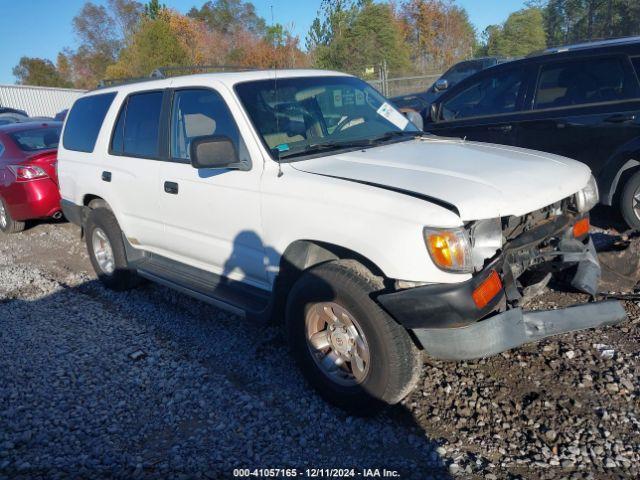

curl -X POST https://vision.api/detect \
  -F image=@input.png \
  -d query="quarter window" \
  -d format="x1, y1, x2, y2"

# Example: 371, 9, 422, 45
170, 89, 244, 161
111, 91, 163, 158
534, 57, 639, 110
440, 68, 525, 121
63, 92, 116, 152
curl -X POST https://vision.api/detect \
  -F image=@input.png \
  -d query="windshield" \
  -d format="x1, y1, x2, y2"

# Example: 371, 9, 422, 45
9, 127, 61, 152
235, 76, 419, 160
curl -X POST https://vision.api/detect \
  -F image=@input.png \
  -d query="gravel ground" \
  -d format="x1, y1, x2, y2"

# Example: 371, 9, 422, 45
0, 221, 638, 479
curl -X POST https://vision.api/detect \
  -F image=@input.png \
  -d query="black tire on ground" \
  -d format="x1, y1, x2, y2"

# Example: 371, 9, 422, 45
85, 207, 142, 291
619, 169, 640, 230
0, 197, 25, 234
285, 260, 422, 413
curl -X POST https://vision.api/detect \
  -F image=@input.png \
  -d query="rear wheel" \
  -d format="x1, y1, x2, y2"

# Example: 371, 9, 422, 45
85, 207, 142, 291
286, 260, 422, 413
0, 198, 25, 234
619, 170, 640, 230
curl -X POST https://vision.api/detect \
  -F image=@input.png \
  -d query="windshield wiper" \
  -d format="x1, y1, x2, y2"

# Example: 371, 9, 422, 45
277, 131, 421, 160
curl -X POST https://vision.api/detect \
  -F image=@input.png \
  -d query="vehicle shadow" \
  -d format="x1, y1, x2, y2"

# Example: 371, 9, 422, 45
0, 233, 452, 479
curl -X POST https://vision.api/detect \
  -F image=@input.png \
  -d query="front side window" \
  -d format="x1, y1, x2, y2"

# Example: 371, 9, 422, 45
534, 57, 639, 110
111, 91, 163, 158
63, 92, 116, 152
235, 76, 418, 160
9, 127, 61, 152
441, 68, 525, 121
171, 89, 243, 160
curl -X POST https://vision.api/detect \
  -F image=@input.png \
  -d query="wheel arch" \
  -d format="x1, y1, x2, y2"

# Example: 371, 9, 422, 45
270, 239, 389, 321
601, 158, 640, 206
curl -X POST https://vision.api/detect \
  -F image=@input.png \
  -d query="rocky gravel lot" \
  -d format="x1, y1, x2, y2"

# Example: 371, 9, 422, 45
0, 220, 638, 479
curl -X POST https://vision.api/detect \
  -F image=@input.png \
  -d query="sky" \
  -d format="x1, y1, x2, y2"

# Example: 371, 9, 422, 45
0, 0, 527, 85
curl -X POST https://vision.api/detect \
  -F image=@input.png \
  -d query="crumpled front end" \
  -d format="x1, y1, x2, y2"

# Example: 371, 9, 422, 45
377, 205, 627, 360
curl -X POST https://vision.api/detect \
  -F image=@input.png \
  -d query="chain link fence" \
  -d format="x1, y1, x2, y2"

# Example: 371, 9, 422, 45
368, 74, 441, 98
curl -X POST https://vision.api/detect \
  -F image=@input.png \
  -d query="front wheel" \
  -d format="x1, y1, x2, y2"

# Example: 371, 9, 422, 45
286, 260, 422, 413
620, 170, 640, 230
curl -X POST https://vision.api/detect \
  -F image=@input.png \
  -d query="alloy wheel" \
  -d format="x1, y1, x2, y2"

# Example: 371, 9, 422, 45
91, 228, 115, 274
305, 302, 371, 387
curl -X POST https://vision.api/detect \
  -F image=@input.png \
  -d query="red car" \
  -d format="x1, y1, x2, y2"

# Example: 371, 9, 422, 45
0, 121, 63, 233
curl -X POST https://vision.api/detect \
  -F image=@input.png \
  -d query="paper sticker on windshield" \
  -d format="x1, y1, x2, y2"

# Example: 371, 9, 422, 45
377, 102, 409, 130
333, 90, 343, 107
355, 90, 365, 105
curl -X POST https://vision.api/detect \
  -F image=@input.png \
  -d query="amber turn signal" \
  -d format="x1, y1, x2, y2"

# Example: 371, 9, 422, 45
472, 270, 503, 309
573, 217, 590, 238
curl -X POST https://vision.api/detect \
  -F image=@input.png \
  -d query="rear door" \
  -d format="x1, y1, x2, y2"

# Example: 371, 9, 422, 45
107, 90, 165, 250
515, 54, 640, 179
427, 65, 530, 146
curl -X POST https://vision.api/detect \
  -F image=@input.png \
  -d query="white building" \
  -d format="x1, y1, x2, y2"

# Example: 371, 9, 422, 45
0, 84, 85, 117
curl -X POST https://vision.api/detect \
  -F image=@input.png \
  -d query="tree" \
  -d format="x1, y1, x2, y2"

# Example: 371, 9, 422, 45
400, 0, 476, 73
187, 0, 266, 35
144, 0, 166, 19
307, 0, 410, 76
106, 11, 188, 78
543, 0, 640, 47
12, 57, 72, 87
482, 7, 546, 57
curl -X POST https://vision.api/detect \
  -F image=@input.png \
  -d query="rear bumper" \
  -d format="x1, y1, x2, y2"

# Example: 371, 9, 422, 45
0, 178, 61, 221
413, 300, 626, 360
60, 199, 84, 226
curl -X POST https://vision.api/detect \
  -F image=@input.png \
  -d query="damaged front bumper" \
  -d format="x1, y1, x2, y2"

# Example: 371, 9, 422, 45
412, 300, 626, 360
378, 215, 628, 360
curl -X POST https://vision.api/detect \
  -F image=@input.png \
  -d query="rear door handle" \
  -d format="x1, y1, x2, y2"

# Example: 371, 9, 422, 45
488, 125, 512, 132
164, 181, 179, 195
101, 171, 111, 182
604, 114, 636, 123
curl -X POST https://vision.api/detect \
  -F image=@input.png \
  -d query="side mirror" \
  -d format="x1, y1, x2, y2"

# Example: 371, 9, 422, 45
190, 135, 248, 170
405, 110, 424, 131
434, 79, 449, 92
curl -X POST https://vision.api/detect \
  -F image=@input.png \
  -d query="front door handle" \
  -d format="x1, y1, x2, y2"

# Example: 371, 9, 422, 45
101, 171, 111, 182
604, 114, 636, 123
164, 181, 179, 195
488, 124, 512, 132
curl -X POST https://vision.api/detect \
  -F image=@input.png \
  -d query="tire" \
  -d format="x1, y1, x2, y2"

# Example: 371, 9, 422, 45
285, 260, 422, 413
619, 170, 640, 230
0, 197, 25, 234
85, 207, 142, 291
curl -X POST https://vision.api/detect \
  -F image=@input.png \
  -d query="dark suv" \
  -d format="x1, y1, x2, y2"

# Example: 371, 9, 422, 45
424, 37, 640, 229
391, 57, 507, 113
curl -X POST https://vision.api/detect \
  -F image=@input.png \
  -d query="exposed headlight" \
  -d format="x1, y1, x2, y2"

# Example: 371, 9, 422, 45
423, 227, 472, 273
575, 175, 599, 213
468, 218, 503, 271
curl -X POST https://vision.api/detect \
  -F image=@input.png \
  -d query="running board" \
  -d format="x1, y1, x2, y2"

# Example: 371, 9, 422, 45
124, 239, 271, 319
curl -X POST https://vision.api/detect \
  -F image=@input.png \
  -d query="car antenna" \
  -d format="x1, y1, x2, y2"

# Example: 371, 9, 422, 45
271, 4, 283, 178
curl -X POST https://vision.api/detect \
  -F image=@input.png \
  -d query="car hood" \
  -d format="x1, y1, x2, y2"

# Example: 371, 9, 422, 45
290, 137, 591, 221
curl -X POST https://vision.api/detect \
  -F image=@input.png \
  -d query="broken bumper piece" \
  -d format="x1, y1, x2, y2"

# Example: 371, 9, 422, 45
412, 300, 627, 361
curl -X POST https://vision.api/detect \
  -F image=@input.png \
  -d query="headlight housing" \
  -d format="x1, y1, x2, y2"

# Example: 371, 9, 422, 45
423, 227, 472, 273
575, 175, 599, 213
468, 218, 503, 271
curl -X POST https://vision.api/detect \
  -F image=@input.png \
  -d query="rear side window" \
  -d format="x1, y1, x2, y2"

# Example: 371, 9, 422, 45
534, 57, 639, 109
9, 127, 61, 151
441, 68, 525, 121
63, 93, 116, 152
111, 91, 163, 158
631, 57, 640, 80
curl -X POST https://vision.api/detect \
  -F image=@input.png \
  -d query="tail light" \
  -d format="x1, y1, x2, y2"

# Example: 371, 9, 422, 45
7, 165, 49, 182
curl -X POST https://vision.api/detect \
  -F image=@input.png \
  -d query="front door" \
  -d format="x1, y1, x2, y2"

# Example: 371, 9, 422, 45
158, 87, 267, 289
427, 66, 529, 146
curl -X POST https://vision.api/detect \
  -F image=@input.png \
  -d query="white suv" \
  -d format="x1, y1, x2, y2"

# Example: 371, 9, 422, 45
58, 69, 626, 411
